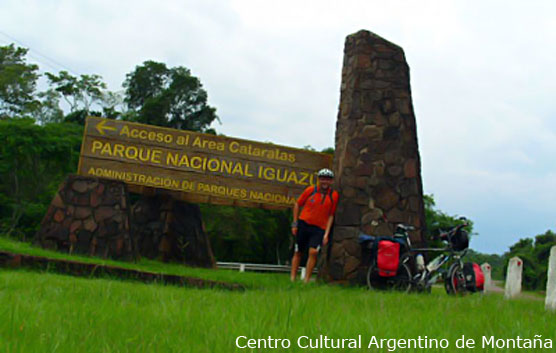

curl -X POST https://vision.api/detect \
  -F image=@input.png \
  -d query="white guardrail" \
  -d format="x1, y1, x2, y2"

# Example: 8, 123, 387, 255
216, 262, 318, 274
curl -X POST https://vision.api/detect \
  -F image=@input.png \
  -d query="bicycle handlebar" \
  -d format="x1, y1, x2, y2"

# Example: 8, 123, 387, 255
439, 222, 468, 240
396, 224, 415, 232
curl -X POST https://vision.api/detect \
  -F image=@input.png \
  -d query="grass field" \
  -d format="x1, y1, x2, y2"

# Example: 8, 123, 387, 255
1, 237, 555, 352
0, 236, 284, 289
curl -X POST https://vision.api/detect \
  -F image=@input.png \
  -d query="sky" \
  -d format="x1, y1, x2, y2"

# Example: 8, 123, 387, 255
1, 0, 555, 254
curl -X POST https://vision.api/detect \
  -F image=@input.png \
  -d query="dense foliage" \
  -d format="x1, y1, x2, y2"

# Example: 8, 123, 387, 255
0, 118, 82, 239
200, 205, 292, 264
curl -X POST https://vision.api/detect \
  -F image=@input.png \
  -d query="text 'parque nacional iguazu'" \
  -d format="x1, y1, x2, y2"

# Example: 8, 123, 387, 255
77, 116, 332, 208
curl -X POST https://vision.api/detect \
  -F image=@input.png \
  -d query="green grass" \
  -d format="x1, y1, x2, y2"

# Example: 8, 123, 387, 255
1, 237, 555, 352
0, 269, 554, 353
0, 236, 290, 289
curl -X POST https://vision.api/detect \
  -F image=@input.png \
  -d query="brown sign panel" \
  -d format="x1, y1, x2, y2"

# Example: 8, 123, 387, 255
77, 117, 332, 208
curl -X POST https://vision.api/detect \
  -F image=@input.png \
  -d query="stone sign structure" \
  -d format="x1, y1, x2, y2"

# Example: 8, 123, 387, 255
545, 246, 556, 311
38, 116, 331, 264
323, 30, 426, 282
481, 262, 493, 293
504, 256, 523, 299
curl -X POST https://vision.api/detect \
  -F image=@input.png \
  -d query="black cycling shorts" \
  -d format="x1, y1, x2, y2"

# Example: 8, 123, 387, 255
295, 220, 325, 253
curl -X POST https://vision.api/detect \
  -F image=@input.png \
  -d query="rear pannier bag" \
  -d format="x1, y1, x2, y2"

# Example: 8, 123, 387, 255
463, 262, 485, 292
377, 240, 400, 277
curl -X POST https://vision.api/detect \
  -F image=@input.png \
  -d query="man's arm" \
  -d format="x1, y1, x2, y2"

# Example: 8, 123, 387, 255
323, 191, 339, 245
291, 202, 300, 236
323, 215, 334, 245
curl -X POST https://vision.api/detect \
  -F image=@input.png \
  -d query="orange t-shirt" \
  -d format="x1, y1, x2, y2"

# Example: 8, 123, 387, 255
297, 185, 339, 230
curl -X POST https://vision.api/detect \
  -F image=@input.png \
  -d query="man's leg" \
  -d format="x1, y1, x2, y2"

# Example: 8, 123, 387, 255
291, 223, 308, 281
290, 251, 302, 281
304, 247, 319, 283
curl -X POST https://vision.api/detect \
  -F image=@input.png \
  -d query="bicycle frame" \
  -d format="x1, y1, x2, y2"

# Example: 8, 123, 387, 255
409, 248, 467, 291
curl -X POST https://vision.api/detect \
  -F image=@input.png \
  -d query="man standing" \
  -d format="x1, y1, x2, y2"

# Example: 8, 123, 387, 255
290, 168, 339, 283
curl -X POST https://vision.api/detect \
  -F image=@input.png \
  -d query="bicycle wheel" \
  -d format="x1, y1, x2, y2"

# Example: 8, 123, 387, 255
366, 258, 412, 293
445, 263, 467, 295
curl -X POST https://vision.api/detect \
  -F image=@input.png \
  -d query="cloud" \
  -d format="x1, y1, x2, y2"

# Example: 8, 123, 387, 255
1, 0, 555, 254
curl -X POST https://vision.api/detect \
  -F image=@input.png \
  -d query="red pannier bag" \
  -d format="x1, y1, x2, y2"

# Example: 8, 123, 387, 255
377, 240, 400, 277
473, 263, 485, 291
463, 262, 485, 292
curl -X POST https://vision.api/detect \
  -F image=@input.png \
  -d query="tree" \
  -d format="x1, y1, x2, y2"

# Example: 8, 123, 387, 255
44, 70, 124, 124
123, 61, 218, 132
0, 44, 118, 124
0, 44, 39, 119
100, 90, 124, 119
35, 89, 64, 124
45, 71, 107, 113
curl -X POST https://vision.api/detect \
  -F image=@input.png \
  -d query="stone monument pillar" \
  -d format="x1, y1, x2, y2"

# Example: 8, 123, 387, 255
481, 262, 493, 293
324, 30, 426, 282
545, 246, 556, 311
504, 256, 523, 299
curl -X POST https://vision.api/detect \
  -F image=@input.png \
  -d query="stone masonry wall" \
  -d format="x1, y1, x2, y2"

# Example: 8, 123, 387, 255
37, 175, 135, 259
37, 176, 215, 267
131, 195, 216, 268
325, 30, 426, 282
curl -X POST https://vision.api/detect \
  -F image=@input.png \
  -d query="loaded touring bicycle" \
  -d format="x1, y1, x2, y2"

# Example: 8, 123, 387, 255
359, 217, 483, 294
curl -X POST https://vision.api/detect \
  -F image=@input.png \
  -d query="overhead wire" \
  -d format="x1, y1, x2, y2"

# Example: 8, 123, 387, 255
0, 30, 80, 75
0, 30, 127, 113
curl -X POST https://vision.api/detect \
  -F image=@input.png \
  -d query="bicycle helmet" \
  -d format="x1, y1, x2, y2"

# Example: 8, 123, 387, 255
317, 168, 334, 178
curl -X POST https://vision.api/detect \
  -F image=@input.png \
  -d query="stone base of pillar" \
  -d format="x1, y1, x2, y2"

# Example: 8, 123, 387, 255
36, 175, 135, 260
131, 195, 216, 268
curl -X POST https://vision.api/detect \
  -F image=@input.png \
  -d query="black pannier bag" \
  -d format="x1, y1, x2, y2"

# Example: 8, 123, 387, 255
450, 229, 469, 251
463, 262, 485, 292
